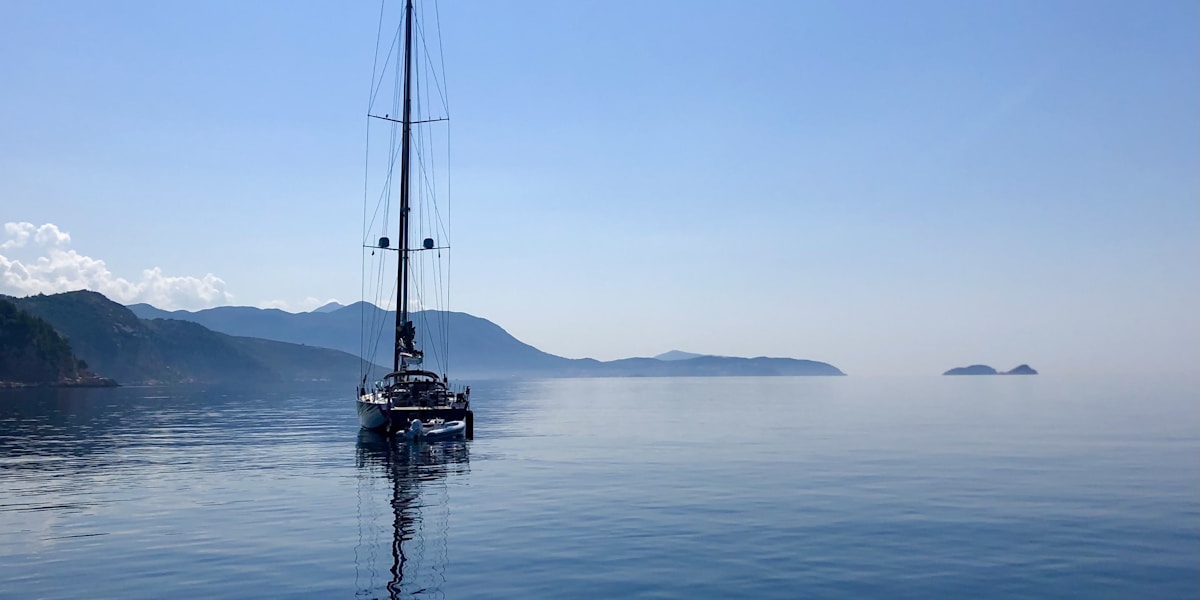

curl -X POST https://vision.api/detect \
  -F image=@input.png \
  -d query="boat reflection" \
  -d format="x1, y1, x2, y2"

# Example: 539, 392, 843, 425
355, 430, 470, 599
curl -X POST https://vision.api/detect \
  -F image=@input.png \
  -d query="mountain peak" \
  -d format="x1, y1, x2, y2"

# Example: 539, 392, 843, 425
312, 301, 344, 313
654, 350, 709, 361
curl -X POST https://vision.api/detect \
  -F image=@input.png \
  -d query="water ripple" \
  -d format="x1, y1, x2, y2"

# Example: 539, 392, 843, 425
0, 376, 1196, 599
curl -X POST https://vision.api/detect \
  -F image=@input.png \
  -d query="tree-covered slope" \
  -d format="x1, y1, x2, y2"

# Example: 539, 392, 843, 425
11, 291, 382, 384
0, 297, 112, 386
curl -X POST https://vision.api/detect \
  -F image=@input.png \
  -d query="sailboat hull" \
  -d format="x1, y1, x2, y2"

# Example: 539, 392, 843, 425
357, 392, 474, 437
357, 396, 390, 431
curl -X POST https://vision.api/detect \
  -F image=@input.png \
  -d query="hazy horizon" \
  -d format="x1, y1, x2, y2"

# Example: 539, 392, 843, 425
2, 1, 1197, 377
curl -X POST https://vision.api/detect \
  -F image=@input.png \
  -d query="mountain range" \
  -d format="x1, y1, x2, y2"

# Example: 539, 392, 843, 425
6, 292, 383, 385
127, 300, 845, 378
1, 290, 844, 385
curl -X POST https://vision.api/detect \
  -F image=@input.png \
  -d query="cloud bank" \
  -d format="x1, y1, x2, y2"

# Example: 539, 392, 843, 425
0, 222, 234, 310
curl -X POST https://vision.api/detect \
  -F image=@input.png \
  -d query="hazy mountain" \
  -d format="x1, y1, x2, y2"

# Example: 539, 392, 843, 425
127, 302, 844, 377
129, 301, 576, 378
13, 291, 382, 385
654, 350, 710, 361
312, 301, 344, 313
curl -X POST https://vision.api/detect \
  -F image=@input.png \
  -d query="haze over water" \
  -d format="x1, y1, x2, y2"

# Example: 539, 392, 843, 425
1, 374, 1196, 598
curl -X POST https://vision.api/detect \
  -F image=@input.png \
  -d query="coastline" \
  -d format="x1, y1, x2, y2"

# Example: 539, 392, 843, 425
0, 377, 119, 389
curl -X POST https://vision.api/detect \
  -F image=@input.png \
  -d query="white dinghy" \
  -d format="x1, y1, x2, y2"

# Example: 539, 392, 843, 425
403, 419, 467, 441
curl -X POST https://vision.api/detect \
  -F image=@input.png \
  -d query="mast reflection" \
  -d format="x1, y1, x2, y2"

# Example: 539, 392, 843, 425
355, 430, 470, 599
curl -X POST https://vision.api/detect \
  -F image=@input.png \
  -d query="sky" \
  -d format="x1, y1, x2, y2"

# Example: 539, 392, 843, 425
1, 0, 1197, 376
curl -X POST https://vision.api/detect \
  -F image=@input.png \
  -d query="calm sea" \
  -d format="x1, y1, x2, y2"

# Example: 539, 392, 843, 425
1, 375, 1196, 599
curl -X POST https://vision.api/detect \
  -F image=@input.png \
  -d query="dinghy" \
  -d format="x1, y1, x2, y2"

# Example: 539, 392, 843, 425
403, 419, 467, 441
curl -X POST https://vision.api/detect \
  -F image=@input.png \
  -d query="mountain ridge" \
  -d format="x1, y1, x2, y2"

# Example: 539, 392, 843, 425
127, 301, 844, 377
11, 291, 384, 385
0, 297, 117, 387
654, 350, 711, 361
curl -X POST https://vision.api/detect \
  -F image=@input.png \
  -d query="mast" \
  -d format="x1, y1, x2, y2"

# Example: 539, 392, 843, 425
393, 0, 416, 374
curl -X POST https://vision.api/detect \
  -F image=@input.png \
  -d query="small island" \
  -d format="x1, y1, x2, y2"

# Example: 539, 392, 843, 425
943, 364, 1038, 376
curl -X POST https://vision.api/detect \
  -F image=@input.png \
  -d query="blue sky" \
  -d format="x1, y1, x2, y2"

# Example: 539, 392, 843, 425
2, 0, 1197, 376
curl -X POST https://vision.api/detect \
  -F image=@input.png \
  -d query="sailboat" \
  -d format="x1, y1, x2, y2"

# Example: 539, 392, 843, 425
356, 0, 472, 437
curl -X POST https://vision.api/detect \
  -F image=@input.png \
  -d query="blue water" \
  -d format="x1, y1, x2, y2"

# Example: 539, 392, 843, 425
1, 375, 1196, 598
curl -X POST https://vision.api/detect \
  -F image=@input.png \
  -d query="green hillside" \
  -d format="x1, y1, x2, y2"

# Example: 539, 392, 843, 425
9, 291, 383, 385
0, 297, 114, 386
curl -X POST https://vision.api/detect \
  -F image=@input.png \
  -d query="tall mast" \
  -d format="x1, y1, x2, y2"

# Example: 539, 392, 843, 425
393, 0, 416, 374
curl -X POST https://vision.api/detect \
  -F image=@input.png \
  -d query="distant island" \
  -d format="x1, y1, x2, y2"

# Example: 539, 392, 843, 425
943, 364, 1038, 376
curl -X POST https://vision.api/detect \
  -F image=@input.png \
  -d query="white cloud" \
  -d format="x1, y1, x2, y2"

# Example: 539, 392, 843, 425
0, 222, 234, 310
0, 222, 72, 250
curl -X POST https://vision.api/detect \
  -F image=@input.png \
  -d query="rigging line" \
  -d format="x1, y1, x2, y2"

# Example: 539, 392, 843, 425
413, 54, 429, 351
366, 0, 388, 112
408, 150, 449, 370
370, 211, 394, 368
368, 34, 402, 116
414, 47, 428, 246
367, 252, 388, 369
362, 125, 397, 244
417, 1, 449, 116
413, 289, 435, 375
364, 115, 415, 244
405, 40, 445, 239
434, 0, 450, 115
429, 0, 453, 374
362, 136, 394, 247
413, 16, 450, 116
415, 29, 448, 355
408, 229, 444, 376
412, 285, 446, 377
442, 82, 452, 377
408, 132, 446, 236
414, 101, 447, 364
374, 61, 401, 251
392, 1, 449, 378
403, 68, 448, 247
368, 275, 398, 375
361, 132, 372, 376
412, 63, 451, 373
363, 1, 391, 377
367, 4, 404, 114
378, 19, 406, 249
438, 248, 449, 377
369, 26, 414, 232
